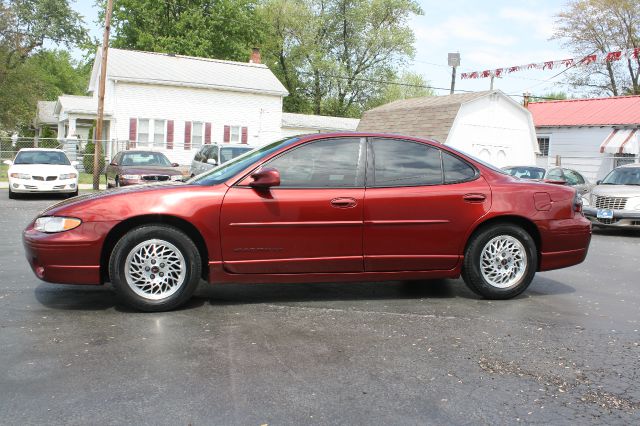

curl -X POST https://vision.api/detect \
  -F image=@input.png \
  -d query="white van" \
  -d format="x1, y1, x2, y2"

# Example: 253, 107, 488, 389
189, 144, 254, 177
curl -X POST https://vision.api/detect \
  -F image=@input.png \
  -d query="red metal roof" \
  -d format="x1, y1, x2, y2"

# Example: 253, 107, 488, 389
528, 95, 640, 127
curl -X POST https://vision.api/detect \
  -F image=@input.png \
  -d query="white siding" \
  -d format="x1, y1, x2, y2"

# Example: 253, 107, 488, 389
447, 94, 537, 167
536, 127, 614, 181
110, 82, 283, 164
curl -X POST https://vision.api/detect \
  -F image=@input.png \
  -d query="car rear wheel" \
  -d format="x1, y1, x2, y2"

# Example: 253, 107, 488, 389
462, 224, 537, 299
109, 225, 201, 311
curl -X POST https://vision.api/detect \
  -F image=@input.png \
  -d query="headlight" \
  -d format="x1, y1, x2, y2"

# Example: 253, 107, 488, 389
10, 173, 30, 179
122, 174, 141, 180
59, 173, 78, 180
170, 175, 183, 181
34, 217, 82, 233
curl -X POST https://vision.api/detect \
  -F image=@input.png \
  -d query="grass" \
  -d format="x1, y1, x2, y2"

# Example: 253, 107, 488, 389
0, 164, 98, 185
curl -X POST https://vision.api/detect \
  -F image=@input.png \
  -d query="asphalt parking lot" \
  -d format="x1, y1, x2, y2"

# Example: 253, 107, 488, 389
0, 193, 638, 425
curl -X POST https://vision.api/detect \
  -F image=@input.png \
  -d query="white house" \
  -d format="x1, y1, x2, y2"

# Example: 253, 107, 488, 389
281, 113, 360, 138
357, 90, 538, 167
47, 48, 360, 165
528, 96, 640, 181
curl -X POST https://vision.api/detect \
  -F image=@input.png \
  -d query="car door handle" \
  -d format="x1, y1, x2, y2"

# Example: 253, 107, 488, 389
463, 193, 487, 203
330, 197, 357, 208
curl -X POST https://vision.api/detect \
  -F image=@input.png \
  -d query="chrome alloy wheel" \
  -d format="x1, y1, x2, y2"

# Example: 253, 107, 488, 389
124, 239, 186, 300
480, 235, 527, 289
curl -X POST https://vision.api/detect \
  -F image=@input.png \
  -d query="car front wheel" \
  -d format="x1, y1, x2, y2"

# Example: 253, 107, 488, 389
462, 224, 537, 299
109, 225, 201, 311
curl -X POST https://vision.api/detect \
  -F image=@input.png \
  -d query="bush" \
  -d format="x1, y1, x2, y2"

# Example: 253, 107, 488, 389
83, 141, 105, 174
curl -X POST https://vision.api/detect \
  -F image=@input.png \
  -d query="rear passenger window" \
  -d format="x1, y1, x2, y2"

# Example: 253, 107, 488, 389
370, 138, 443, 187
443, 152, 476, 183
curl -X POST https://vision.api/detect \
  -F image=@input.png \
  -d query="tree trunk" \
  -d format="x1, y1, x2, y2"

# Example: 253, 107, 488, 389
606, 62, 618, 96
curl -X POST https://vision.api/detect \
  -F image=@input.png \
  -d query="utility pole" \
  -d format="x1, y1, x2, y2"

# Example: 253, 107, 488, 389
93, 0, 114, 190
448, 52, 460, 95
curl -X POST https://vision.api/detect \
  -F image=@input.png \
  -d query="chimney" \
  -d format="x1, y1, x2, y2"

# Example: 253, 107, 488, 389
250, 47, 261, 64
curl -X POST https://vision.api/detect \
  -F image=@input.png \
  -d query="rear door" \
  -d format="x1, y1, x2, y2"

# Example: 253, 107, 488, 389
363, 138, 491, 272
220, 137, 366, 274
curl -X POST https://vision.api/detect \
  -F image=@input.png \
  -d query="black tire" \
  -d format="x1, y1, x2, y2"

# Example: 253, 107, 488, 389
462, 224, 537, 299
105, 174, 111, 189
114, 176, 119, 187
109, 225, 201, 312
8, 187, 16, 199
67, 189, 79, 198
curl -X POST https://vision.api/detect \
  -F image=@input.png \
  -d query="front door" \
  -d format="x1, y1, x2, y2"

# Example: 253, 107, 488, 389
220, 137, 366, 274
363, 138, 491, 272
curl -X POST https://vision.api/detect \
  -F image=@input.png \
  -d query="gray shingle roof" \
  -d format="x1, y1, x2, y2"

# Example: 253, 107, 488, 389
282, 113, 360, 131
357, 91, 494, 143
90, 48, 289, 96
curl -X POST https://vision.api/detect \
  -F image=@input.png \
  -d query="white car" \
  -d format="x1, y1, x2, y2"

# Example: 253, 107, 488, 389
4, 148, 79, 199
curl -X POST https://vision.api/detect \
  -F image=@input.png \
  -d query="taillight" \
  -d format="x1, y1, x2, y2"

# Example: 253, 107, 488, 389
573, 190, 583, 214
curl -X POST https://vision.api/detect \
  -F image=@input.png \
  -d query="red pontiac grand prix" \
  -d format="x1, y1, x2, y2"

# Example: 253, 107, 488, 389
23, 133, 591, 311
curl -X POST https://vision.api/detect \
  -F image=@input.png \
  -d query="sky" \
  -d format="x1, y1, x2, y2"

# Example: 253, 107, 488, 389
69, 0, 574, 100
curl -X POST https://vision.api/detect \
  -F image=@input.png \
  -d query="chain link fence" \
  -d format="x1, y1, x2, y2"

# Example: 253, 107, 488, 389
540, 154, 639, 182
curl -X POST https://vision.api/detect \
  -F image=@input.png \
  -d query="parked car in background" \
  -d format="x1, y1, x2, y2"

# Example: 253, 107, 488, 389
23, 133, 591, 312
105, 150, 183, 187
502, 166, 592, 195
583, 163, 640, 228
4, 148, 78, 199
189, 143, 254, 177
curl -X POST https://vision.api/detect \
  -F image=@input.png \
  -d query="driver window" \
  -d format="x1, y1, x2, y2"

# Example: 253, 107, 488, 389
266, 138, 363, 188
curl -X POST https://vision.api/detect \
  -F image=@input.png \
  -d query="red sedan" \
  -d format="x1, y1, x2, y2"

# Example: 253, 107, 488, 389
23, 133, 591, 311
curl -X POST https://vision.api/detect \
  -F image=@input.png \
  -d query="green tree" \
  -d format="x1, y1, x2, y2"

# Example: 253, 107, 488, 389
102, 0, 264, 62
0, 50, 90, 131
554, 0, 640, 96
0, 0, 88, 132
366, 71, 434, 109
260, 0, 423, 117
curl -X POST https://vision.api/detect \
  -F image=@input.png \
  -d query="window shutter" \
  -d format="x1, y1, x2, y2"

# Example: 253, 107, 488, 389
205, 122, 212, 144
166, 120, 174, 149
184, 121, 192, 150
129, 118, 137, 148
241, 127, 248, 144
223, 125, 230, 143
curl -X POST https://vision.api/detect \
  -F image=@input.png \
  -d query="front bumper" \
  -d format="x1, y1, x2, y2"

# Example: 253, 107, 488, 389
22, 220, 118, 285
583, 207, 640, 228
10, 178, 77, 193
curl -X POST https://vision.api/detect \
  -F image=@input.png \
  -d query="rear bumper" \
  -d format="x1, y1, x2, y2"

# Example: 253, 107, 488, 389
536, 215, 591, 271
583, 207, 640, 228
22, 221, 117, 285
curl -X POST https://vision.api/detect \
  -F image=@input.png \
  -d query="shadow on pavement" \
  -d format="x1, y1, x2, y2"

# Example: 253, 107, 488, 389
34, 276, 576, 312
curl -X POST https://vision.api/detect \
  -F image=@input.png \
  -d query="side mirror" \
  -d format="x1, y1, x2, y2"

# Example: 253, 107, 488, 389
596, 180, 602, 185
249, 167, 280, 188
3, 160, 13, 166
206, 158, 218, 165
171, 162, 179, 167
110, 162, 118, 166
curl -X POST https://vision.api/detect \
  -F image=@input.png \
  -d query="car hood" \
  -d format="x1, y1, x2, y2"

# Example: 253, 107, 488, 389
9, 164, 77, 176
591, 185, 640, 198
40, 182, 186, 215
117, 166, 182, 175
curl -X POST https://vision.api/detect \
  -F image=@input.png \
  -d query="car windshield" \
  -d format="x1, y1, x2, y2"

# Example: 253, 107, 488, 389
220, 146, 254, 164
14, 150, 70, 166
600, 167, 640, 185
503, 166, 546, 179
189, 137, 300, 185
120, 152, 172, 167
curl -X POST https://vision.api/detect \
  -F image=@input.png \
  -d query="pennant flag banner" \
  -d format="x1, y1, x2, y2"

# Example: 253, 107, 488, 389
460, 48, 640, 80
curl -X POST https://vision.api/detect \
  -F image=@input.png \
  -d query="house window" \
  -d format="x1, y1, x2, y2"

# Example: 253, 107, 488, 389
192, 122, 203, 149
230, 125, 241, 143
138, 119, 150, 145
614, 153, 636, 168
537, 137, 550, 156
153, 119, 166, 147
